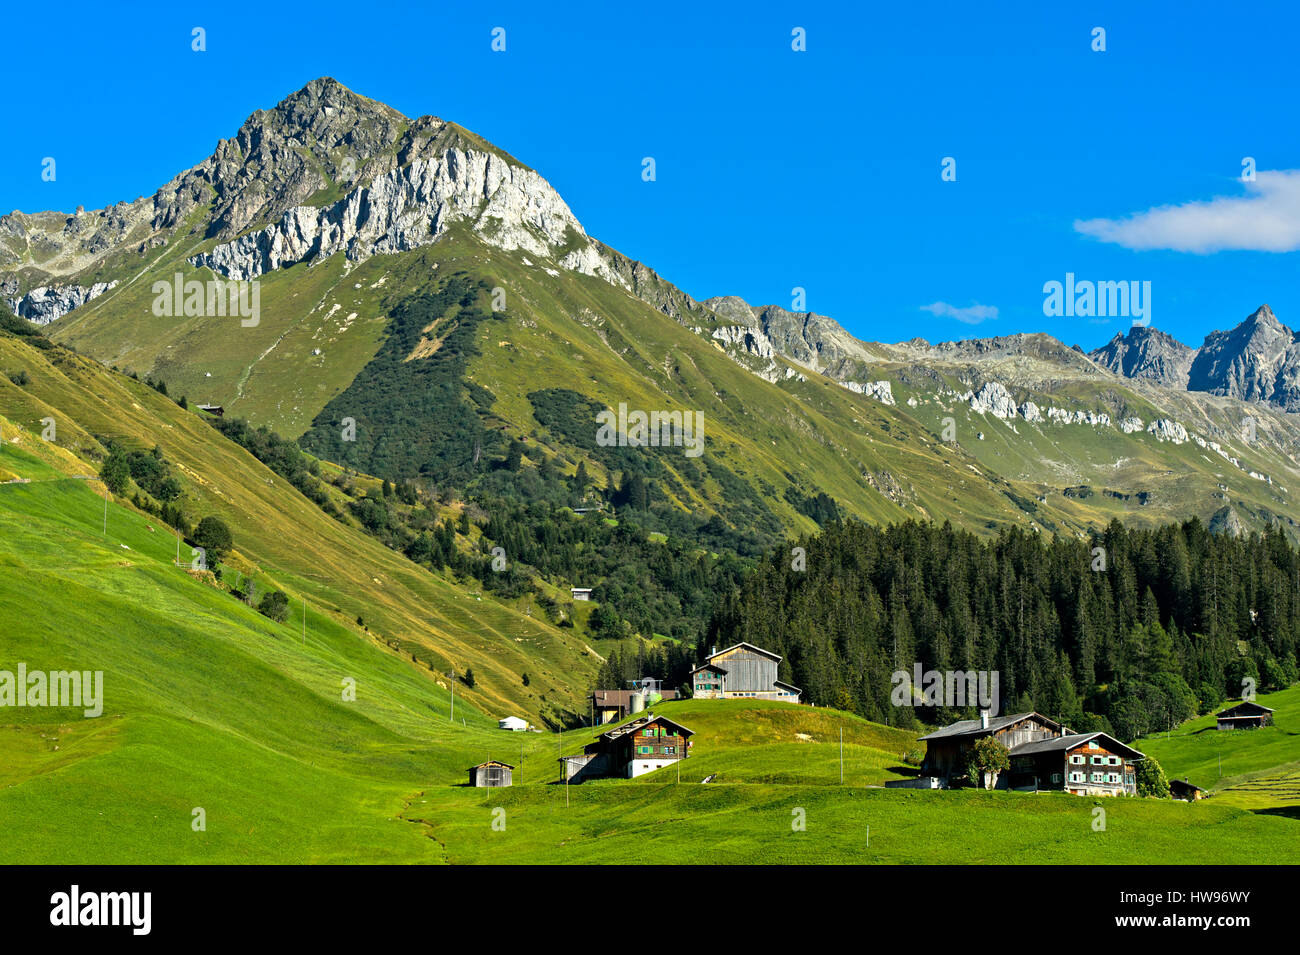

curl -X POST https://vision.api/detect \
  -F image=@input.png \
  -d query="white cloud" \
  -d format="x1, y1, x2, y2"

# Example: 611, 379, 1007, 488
920, 301, 998, 324
1075, 170, 1300, 253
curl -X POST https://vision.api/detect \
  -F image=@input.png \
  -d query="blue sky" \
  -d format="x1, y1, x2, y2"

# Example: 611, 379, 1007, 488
4, 0, 1299, 350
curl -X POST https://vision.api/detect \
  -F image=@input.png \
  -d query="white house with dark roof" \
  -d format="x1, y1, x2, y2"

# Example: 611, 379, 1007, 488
689, 642, 801, 702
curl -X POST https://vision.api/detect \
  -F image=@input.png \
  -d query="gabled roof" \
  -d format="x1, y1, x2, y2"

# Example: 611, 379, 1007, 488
471, 760, 514, 769
689, 662, 728, 675
600, 712, 694, 740
706, 641, 783, 663
917, 712, 1053, 742
773, 679, 802, 692
1009, 732, 1144, 760
1218, 701, 1274, 716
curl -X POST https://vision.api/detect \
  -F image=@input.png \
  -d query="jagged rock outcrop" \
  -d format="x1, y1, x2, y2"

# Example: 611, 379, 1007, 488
701, 296, 883, 379
1209, 505, 1245, 538
968, 381, 1019, 419
5, 281, 117, 325
840, 380, 895, 405
190, 149, 605, 281
1146, 418, 1189, 444
1088, 325, 1195, 388
712, 324, 775, 359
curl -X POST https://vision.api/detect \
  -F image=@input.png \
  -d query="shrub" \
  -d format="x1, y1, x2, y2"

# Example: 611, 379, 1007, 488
193, 516, 234, 565
1136, 755, 1170, 798
258, 590, 290, 623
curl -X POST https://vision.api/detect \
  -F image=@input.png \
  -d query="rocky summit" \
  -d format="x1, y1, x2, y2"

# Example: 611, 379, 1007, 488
7, 78, 1300, 547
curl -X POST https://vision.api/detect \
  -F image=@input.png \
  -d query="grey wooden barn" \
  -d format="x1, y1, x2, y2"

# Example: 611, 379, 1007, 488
469, 760, 514, 787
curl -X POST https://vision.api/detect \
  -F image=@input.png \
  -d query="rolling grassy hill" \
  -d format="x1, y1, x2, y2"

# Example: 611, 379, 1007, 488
1138, 684, 1300, 815
401, 698, 1300, 865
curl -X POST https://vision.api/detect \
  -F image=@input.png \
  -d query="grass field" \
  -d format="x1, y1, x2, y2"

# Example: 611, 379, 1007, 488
1138, 684, 1300, 817
4, 385, 1300, 862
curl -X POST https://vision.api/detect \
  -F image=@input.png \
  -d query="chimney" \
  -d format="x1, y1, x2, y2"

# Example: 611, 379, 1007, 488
710, 645, 716, 657
980, 710, 990, 730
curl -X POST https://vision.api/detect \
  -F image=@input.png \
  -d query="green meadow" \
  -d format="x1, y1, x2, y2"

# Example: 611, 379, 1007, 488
3, 413, 1299, 863
1138, 684, 1300, 816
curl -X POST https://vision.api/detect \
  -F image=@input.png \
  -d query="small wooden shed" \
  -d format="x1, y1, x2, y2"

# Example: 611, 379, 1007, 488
469, 760, 514, 788
1170, 778, 1206, 801
1216, 701, 1274, 730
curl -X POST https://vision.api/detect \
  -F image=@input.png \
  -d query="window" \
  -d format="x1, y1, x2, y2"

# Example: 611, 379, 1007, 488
1090, 772, 1104, 783
1069, 755, 1084, 764
1107, 773, 1120, 784
637, 746, 651, 755
1069, 772, 1083, 783
1091, 756, 1104, 764
1108, 756, 1119, 765
664, 746, 676, 754
1051, 773, 1061, 784
642, 729, 654, 737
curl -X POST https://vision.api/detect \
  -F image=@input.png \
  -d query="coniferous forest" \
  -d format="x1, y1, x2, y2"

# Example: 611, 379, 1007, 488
708, 518, 1300, 741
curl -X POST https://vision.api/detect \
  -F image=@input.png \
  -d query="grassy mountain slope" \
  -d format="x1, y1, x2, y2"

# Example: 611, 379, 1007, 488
1138, 684, 1300, 813
1, 327, 598, 724
53, 231, 1129, 542
28, 77, 1300, 544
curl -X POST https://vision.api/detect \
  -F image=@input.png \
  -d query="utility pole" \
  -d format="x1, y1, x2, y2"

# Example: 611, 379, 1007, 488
102, 482, 108, 535
448, 670, 455, 723
840, 728, 844, 784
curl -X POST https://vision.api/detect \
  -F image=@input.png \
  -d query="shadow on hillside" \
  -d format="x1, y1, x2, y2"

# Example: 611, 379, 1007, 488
888, 765, 920, 778
1252, 806, 1300, 821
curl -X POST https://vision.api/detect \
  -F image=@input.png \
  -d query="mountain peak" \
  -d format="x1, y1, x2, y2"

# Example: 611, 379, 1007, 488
1087, 323, 1195, 388
264, 76, 408, 132
1243, 303, 1282, 330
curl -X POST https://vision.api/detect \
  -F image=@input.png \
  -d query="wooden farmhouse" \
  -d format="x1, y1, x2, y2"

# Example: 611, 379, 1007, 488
559, 713, 694, 781
469, 760, 513, 788
689, 642, 801, 702
902, 711, 1144, 796
1216, 700, 1274, 730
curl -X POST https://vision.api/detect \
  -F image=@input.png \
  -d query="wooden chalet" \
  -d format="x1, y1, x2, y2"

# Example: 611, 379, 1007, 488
1216, 700, 1273, 730
559, 713, 694, 781
1011, 732, 1143, 796
913, 711, 1144, 796
1170, 778, 1207, 801
689, 642, 801, 702
469, 760, 513, 788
